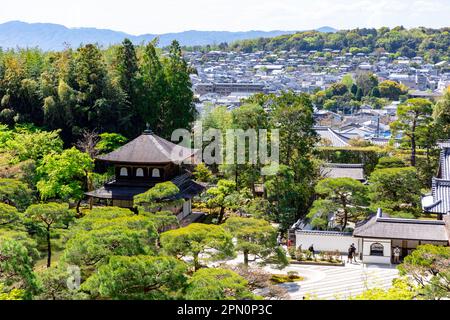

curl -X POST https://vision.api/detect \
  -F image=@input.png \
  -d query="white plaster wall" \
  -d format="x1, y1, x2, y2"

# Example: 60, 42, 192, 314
177, 200, 192, 221
362, 238, 392, 265
363, 255, 392, 264
295, 232, 361, 253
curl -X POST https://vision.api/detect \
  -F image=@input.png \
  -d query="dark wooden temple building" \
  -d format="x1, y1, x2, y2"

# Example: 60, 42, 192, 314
85, 129, 205, 220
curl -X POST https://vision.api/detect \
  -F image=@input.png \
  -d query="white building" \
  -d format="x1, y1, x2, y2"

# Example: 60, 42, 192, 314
291, 209, 450, 265
353, 209, 450, 264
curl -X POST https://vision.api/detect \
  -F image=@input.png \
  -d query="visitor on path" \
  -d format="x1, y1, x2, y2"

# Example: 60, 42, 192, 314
277, 234, 282, 246
393, 246, 401, 264
308, 245, 315, 258
347, 245, 354, 264
351, 243, 357, 263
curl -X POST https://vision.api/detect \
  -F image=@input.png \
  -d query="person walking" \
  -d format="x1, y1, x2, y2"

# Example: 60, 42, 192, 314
347, 245, 354, 264
277, 233, 282, 246
393, 246, 401, 264
351, 243, 357, 263
308, 245, 315, 258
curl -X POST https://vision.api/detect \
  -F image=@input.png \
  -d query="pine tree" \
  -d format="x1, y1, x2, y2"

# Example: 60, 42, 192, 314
371, 86, 381, 98
140, 41, 168, 135
355, 87, 363, 101
163, 40, 196, 137
114, 39, 142, 137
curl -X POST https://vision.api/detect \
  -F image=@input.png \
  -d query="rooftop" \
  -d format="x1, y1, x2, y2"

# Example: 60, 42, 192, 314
85, 173, 205, 201
321, 163, 365, 181
96, 130, 197, 165
354, 209, 450, 242
315, 126, 351, 148
423, 141, 450, 214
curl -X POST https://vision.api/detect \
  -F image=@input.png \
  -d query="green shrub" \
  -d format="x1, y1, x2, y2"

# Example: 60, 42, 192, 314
271, 274, 304, 284
375, 157, 406, 169
288, 246, 296, 259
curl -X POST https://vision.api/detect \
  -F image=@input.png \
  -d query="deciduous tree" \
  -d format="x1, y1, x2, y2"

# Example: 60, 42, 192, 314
134, 181, 183, 212
24, 203, 73, 267
0, 239, 38, 298
160, 223, 234, 271
0, 203, 19, 226
308, 178, 369, 231
391, 98, 434, 166
398, 245, 450, 300
368, 167, 422, 218
0, 178, 33, 211
378, 80, 408, 100
224, 217, 287, 267
36, 148, 94, 212
206, 180, 238, 224
82, 255, 187, 300
185, 268, 255, 300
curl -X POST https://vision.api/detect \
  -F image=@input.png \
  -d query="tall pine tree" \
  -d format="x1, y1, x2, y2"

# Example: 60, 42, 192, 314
114, 39, 142, 137
163, 40, 196, 137
140, 40, 167, 135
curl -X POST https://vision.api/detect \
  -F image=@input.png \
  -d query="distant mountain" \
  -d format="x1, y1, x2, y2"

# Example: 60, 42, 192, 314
316, 26, 338, 33
0, 21, 337, 51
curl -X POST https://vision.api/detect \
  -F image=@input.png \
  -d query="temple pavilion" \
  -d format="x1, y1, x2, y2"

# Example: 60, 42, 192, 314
85, 128, 205, 221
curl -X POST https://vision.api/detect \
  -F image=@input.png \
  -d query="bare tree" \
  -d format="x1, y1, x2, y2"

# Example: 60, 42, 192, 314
76, 130, 100, 159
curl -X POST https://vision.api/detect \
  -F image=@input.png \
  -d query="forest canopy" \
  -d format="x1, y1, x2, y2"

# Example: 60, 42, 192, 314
0, 39, 196, 145
186, 26, 450, 63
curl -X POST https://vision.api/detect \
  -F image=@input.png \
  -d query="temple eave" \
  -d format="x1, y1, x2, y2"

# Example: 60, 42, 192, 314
85, 174, 205, 202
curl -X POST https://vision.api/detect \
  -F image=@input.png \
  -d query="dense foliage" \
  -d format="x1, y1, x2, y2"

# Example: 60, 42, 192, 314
0, 39, 196, 145
225, 27, 450, 63
0, 31, 450, 300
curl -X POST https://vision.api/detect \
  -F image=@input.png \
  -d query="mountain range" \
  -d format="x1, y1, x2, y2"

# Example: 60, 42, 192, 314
0, 21, 337, 51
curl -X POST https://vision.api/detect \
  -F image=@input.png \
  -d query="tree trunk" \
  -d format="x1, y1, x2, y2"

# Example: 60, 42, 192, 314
341, 197, 349, 231
244, 250, 249, 266
46, 225, 52, 268
235, 165, 239, 191
411, 118, 417, 167
88, 197, 93, 210
262, 176, 268, 200
76, 199, 82, 216
193, 254, 200, 271
342, 214, 348, 232
218, 206, 225, 224
411, 135, 416, 167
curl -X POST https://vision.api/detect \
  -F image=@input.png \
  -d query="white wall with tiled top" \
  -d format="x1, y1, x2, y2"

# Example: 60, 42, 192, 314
295, 231, 362, 254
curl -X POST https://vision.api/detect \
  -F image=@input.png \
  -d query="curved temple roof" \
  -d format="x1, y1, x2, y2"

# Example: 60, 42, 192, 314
97, 131, 198, 165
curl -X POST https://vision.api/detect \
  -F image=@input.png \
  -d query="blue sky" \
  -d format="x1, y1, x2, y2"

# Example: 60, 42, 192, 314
1, 0, 449, 34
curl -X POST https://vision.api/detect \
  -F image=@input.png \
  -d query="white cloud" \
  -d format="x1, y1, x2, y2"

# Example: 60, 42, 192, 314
0, 0, 449, 34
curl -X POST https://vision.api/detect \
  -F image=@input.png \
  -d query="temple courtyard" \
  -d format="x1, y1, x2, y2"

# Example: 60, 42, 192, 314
264, 262, 399, 300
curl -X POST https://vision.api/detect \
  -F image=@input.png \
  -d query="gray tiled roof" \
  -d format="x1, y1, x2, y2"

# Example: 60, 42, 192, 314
424, 178, 450, 214
321, 163, 365, 181
440, 147, 450, 180
354, 213, 449, 242
423, 141, 450, 214
437, 141, 450, 149
85, 173, 205, 201
97, 132, 197, 164
296, 230, 353, 237
315, 126, 351, 147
